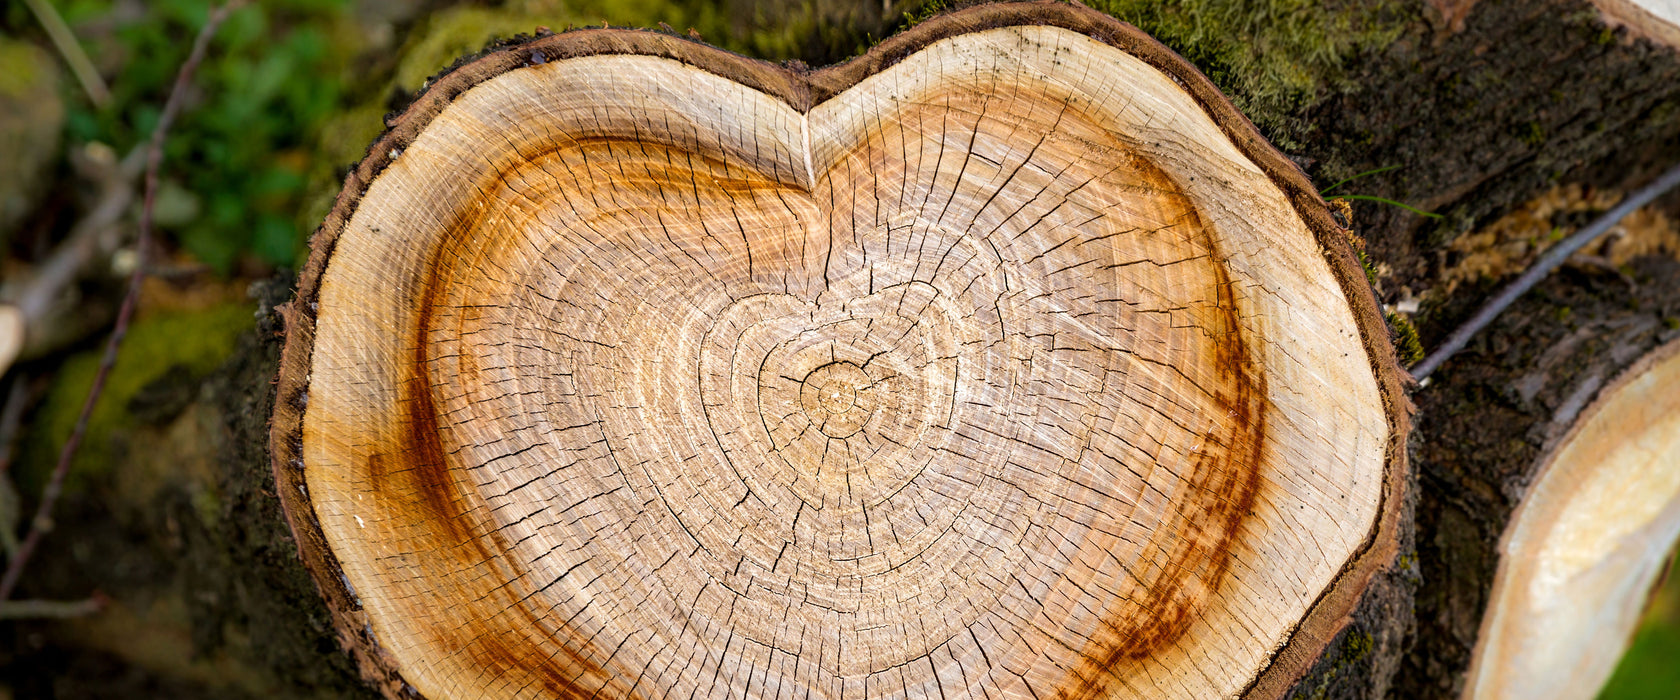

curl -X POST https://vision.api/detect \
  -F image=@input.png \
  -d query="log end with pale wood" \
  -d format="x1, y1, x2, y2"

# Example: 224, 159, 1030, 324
269, 4, 1409, 698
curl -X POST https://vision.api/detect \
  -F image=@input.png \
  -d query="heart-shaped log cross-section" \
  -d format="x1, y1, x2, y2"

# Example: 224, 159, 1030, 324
271, 4, 1409, 699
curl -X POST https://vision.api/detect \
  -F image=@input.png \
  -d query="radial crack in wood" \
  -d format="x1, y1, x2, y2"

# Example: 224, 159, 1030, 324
1465, 337, 1680, 700
269, 4, 1409, 699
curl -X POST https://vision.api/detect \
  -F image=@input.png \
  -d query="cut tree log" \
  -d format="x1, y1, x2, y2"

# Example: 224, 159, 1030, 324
1464, 337, 1680, 700
268, 3, 1409, 699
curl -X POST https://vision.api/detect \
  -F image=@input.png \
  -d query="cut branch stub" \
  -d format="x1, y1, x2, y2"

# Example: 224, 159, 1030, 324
1466, 337, 1680, 700
270, 4, 1409, 699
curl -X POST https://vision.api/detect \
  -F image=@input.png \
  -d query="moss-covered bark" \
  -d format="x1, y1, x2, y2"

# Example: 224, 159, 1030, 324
1083, 0, 1680, 291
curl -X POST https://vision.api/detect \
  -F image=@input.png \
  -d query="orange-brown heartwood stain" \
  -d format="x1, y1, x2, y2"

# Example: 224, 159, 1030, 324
367, 232, 622, 700
826, 84, 1273, 698
382, 114, 1267, 698
368, 139, 796, 700
1059, 263, 1267, 700
821, 89, 1274, 697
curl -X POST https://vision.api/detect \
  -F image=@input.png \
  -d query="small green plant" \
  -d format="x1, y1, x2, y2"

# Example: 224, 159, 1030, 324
54, 0, 357, 271
1322, 164, 1444, 220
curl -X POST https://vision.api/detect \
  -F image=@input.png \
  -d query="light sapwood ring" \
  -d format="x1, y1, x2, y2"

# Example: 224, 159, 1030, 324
269, 4, 1411, 699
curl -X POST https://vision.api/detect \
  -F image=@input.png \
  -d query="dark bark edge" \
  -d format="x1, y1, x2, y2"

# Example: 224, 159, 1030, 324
268, 2, 1413, 697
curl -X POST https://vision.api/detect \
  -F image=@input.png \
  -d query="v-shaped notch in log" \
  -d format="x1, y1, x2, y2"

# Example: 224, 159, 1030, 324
269, 3, 1410, 699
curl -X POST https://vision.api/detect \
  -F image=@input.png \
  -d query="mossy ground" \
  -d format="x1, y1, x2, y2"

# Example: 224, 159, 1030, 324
17, 301, 254, 496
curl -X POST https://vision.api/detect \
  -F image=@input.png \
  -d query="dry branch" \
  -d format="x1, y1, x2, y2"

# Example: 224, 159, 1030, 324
1412, 161, 1680, 381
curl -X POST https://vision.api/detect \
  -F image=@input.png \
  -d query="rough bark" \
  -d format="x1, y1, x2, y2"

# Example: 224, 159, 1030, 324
1286, 0, 1680, 289
1397, 255, 1680, 700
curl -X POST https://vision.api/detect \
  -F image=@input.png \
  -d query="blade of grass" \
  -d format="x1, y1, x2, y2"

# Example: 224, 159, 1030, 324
1322, 164, 1402, 195
1333, 194, 1444, 219
22, 0, 111, 107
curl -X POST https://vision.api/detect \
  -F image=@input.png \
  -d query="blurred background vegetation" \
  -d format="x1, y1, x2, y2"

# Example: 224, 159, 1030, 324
1, 0, 930, 276
0, 0, 1675, 698
1601, 555, 1680, 700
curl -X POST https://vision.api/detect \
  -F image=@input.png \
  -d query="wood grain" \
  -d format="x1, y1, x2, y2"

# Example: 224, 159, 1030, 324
270, 5, 1409, 699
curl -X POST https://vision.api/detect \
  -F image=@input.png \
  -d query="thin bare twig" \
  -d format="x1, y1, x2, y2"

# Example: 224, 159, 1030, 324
0, 1, 245, 602
0, 379, 28, 477
0, 379, 28, 556
1412, 162, 1680, 383
22, 0, 112, 107
0, 594, 107, 620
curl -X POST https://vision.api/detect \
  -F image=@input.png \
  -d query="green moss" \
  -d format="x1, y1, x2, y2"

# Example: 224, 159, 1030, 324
1357, 249, 1381, 286
1300, 629, 1375, 700
1086, 0, 1406, 148
19, 304, 254, 493
725, 0, 882, 62
1388, 312, 1424, 367
392, 6, 556, 92
392, 0, 734, 93
902, 0, 951, 28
